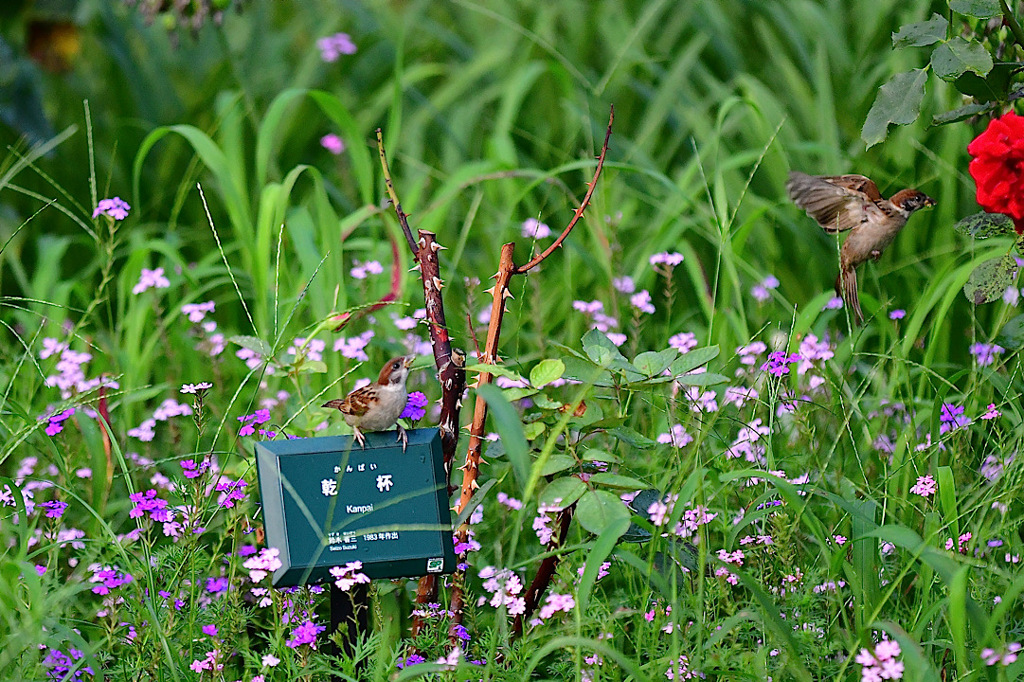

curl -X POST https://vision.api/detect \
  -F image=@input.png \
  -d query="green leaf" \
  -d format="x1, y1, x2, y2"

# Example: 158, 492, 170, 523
575, 490, 631, 536
996, 313, 1024, 349
932, 102, 995, 126
669, 345, 719, 375
671, 372, 728, 387
931, 37, 993, 81
230, 335, 272, 357
501, 386, 539, 402
950, 0, 1001, 18
529, 358, 565, 388
561, 355, 612, 385
582, 329, 634, 373
954, 62, 1017, 102
465, 363, 525, 381
962, 255, 1017, 305
608, 427, 657, 450
539, 454, 576, 476
296, 360, 327, 374
581, 448, 620, 464
589, 473, 648, 490
523, 421, 546, 441
952, 211, 1015, 239
892, 14, 948, 48
862, 69, 928, 147
633, 349, 677, 377
539, 476, 587, 508
477, 383, 530, 489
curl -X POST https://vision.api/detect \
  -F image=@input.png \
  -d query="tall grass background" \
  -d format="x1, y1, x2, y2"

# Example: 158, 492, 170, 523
1, 1, 1021, 680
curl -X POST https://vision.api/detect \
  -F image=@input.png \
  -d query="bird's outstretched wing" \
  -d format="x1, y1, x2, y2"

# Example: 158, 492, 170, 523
787, 172, 883, 234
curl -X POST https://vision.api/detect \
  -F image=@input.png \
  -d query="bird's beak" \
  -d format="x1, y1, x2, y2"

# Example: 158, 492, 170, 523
924, 195, 936, 207
403, 355, 416, 368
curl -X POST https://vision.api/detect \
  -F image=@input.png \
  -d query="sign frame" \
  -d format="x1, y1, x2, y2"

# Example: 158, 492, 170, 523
254, 428, 456, 587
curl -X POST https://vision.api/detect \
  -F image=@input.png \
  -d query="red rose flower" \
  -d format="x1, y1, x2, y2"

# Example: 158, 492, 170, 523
968, 111, 1024, 234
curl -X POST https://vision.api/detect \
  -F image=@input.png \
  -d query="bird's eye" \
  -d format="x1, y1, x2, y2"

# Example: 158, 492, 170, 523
393, 361, 401, 370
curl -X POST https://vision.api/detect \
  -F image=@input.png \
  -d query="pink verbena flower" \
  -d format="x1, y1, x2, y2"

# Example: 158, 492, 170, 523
93, 197, 130, 220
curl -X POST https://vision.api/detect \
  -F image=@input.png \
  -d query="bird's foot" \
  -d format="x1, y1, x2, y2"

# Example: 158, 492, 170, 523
397, 424, 408, 452
352, 427, 366, 448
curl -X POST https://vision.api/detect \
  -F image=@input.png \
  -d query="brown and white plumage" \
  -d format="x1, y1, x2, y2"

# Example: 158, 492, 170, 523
787, 172, 935, 325
323, 355, 415, 450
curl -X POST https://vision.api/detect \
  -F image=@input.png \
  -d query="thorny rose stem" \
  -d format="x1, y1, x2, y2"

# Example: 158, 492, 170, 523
376, 130, 467, 634
376, 105, 614, 643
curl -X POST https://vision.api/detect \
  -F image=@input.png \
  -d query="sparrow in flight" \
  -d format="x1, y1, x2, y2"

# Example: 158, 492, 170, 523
323, 355, 416, 450
786, 172, 935, 325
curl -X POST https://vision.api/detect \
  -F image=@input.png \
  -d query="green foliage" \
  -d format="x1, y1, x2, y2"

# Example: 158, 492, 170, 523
0, 0, 1023, 679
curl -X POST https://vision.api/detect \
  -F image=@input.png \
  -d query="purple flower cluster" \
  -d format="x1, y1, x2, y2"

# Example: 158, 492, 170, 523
334, 330, 375, 361
215, 478, 248, 508
89, 564, 133, 595
238, 409, 272, 437
42, 647, 94, 680
44, 407, 75, 436
286, 619, 326, 649
317, 32, 357, 62
521, 218, 552, 239
321, 134, 345, 155
939, 403, 971, 434
92, 197, 130, 220
856, 639, 903, 681
133, 267, 170, 295
400, 391, 428, 421
330, 561, 371, 591
761, 351, 801, 377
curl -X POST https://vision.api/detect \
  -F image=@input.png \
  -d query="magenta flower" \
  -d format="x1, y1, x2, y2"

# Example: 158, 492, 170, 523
181, 301, 215, 323
939, 403, 971, 434
669, 332, 697, 354
760, 351, 801, 377
215, 478, 248, 508
132, 267, 170, 295
350, 260, 384, 279
40, 500, 68, 519
612, 276, 635, 293
630, 290, 655, 314
970, 342, 1005, 367
180, 382, 213, 394
243, 547, 283, 582
44, 407, 75, 436
317, 33, 357, 61
649, 252, 684, 267
93, 197, 130, 220
910, 475, 936, 497
750, 275, 780, 302
286, 620, 326, 649
320, 134, 345, 155
329, 561, 371, 591
400, 391, 428, 421
521, 218, 552, 239
889, 309, 906, 320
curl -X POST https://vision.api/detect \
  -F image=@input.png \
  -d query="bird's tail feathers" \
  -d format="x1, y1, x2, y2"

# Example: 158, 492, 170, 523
836, 269, 864, 326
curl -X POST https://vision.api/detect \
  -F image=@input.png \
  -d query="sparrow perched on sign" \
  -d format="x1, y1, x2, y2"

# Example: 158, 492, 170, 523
786, 172, 935, 325
323, 355, 416, 450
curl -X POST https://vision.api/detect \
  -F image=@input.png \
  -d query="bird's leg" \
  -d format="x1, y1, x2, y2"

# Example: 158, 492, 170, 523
352, 426, 366, 448
396, 424, 408, 452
